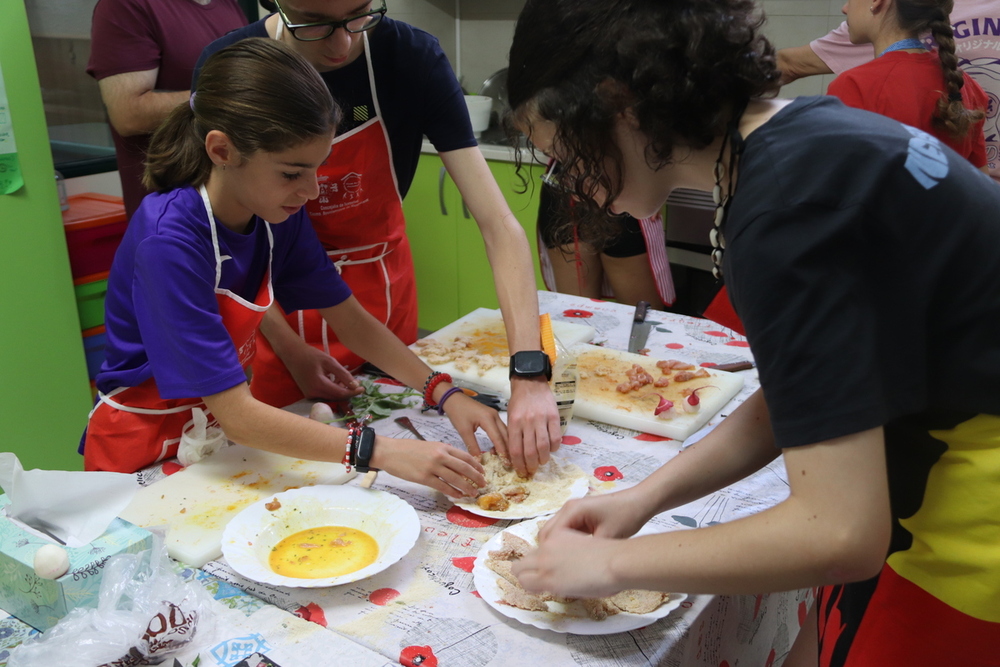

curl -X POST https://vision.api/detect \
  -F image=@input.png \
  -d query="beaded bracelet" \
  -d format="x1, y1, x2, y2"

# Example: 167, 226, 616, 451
435, 386, 464, 415
343, 421, 363, 472
422, 371, 452, 410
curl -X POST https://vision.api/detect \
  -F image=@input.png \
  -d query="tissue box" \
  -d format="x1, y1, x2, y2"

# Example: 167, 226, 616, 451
0, 494, 153, 630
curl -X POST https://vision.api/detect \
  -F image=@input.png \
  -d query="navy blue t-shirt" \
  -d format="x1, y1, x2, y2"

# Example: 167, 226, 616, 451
194, 16, 477, 198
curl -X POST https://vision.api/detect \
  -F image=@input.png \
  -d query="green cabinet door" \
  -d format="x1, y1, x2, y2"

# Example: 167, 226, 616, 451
405, 153, 547, 331
455, 159, 547, 316
403, 154, 460, 331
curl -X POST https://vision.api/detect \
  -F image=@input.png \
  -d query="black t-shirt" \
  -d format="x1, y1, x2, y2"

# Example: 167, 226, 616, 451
725, 96, 1000, 448
194, 16, 477, 198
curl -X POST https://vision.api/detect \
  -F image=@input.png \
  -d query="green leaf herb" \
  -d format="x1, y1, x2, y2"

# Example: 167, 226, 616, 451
332, 378, 421, 422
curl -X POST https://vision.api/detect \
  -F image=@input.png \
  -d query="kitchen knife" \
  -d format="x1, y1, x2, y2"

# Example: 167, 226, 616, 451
628, 301, 653, 353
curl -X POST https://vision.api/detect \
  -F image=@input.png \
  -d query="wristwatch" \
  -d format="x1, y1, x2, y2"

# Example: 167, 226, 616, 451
509, 350, 552, 381
354, 426, 378, 473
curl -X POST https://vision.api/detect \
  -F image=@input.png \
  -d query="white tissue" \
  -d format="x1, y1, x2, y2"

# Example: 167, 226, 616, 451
0, 452, 138, 547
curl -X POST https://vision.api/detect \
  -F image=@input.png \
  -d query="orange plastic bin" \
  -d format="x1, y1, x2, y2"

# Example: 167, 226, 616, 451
62, 193, 127, 280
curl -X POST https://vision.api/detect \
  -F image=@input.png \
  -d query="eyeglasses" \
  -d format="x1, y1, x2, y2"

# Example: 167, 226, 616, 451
273, 0, 387, 41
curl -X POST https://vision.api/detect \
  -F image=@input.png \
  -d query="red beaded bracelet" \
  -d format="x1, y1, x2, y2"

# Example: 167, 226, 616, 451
422, 371, 452, 410
344, 421, 362, 473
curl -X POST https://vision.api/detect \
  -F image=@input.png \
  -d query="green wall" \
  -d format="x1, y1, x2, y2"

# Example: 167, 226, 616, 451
0, 1, 93, 470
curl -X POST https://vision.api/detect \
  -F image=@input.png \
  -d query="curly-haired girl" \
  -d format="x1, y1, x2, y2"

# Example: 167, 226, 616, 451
505, 1, 1000, 665
828, 0, 989, 170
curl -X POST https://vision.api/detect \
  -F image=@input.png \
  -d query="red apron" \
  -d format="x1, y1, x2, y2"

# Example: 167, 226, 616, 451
84, 186, 274, 473
251, 28, 417, 408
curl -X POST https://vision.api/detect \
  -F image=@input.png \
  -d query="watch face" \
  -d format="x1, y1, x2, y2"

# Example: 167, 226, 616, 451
511, 351, 551, 377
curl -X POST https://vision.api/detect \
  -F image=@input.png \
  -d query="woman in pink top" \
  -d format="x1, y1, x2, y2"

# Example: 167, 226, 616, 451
828, 0, 989, 169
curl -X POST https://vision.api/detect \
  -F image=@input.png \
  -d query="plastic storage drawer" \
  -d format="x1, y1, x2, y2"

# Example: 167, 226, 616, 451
82, 325, 107, 381
74, 272, 109, 331
63, 193, 127, 280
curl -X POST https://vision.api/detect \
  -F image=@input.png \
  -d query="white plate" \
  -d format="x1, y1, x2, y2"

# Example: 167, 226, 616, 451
454, 461, 590, 520
472, 517, 687, 634
221, 485, 420, 588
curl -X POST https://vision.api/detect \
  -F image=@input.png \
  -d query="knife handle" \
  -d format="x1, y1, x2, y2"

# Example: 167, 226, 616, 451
713, 360, 754, 372
634, 300, 650, 323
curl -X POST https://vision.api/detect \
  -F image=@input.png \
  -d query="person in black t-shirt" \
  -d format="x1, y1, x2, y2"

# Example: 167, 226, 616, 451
503, 1, 1000, 666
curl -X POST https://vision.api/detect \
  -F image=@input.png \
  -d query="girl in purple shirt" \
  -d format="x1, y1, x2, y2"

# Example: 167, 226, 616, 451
85, 39, 504, 498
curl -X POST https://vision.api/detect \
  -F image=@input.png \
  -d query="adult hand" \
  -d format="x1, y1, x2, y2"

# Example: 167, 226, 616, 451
371, 437, 487, 498
511, 526, 624, 599
538, 488, 650, 544
283, 342, 364, 401
441, 391, 507, 458
503, 376, 561, 476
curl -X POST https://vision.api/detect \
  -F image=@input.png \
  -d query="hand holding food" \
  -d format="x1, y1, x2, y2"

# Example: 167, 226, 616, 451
371, 436, 486, 498
510, 524, 636, 600
538, 488, 652, 543
440, 390, 508, 459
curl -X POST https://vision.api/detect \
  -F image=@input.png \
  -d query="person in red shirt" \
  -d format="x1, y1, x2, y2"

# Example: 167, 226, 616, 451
828, 0, 989, 171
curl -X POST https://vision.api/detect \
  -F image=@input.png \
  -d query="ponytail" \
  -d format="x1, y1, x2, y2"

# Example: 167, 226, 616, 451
143, 38, 340, 192
895, 0, 985, 138
143, 99, 213, 191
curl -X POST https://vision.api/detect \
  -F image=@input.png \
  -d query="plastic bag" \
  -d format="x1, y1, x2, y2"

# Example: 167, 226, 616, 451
8, 529, 220, 667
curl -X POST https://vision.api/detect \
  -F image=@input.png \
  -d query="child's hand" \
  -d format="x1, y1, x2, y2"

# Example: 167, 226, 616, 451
370, 436, 487, 498
285, 344, 364, 401
537, 489, 649, 543
441, 392, 507, 458
511, 525, 623, 599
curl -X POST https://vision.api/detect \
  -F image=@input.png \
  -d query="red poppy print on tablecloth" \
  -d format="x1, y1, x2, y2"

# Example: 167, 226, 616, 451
294, 602, 327, 627
665, 343, 684, 350
561, 435, 582, 445
446, 506, 499, 527
562, 309, 593, 318
725, 340, 750, 348
705, 331, 729, 337
635, 433, 670, 442
369, 588, 401, 606
451, 557, 476, 573
376, 377, 406, 387
162, 461, 184, 476
400, 645, 439, 667
594, 466, 624, 481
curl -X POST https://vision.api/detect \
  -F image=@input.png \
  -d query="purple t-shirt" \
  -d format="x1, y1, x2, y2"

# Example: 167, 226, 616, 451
98, 186, 352, 399
86, 0, 247, 218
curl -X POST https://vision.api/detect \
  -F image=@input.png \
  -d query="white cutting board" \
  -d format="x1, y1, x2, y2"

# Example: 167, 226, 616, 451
412, 308, 595, 397
119, 443, 356, 567
572, 344, 744, 440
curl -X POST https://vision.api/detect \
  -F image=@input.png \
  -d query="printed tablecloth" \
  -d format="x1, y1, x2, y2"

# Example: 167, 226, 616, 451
0, 292, 811, 667
198, 292, 812, 667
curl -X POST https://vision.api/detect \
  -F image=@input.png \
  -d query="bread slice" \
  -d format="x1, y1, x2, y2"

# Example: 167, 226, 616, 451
606, 589, 670, 614
497, 577, 549, 612
485, 558, 520, 587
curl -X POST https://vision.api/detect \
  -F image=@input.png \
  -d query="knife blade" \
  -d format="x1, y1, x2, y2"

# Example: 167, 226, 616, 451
628, 300, 653, 353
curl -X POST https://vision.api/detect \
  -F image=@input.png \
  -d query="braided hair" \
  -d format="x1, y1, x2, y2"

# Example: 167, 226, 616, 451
896, 0, 985, 137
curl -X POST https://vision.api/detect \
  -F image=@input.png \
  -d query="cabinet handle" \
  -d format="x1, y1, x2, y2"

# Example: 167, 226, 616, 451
438, 166, 448, 216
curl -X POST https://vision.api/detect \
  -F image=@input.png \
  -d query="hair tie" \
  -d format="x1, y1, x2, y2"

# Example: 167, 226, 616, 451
189, 91, 196, 112
949, 91, 963, 102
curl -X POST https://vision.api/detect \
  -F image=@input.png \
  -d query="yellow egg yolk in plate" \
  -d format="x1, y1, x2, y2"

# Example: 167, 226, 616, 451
269, 526, 379, 579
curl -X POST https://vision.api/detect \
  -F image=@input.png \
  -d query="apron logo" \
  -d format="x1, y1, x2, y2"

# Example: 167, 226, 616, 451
342, 172, 363, 201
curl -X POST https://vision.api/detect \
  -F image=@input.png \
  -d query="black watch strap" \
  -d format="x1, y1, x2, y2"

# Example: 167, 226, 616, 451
354, 426, 378, 473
